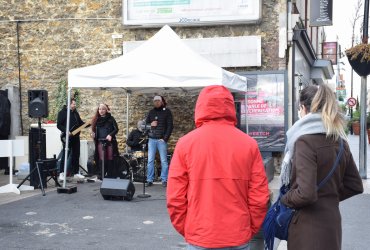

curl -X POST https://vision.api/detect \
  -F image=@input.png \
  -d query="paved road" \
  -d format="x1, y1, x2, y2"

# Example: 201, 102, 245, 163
0, 134, 368, 250
0, 179, 368, 250
0, 181, 185, 250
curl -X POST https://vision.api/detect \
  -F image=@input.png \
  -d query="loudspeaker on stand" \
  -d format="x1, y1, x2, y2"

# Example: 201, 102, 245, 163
28, 90, 48, 118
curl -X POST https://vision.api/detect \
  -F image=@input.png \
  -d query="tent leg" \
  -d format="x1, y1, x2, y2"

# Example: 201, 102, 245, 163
57, 87, 77, 194
126, 92, 130, 153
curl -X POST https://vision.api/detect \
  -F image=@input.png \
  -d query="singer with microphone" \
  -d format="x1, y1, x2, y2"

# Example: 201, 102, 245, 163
145, 95, 173, 187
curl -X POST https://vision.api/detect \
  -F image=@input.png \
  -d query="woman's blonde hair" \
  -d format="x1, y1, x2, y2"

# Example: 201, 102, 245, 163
300, 84, 347, 141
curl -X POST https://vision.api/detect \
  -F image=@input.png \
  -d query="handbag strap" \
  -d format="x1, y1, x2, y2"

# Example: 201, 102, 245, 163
316, 138, 344, 191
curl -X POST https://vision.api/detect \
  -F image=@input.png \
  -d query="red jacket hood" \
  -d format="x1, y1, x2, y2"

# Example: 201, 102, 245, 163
195, 86, 237, 128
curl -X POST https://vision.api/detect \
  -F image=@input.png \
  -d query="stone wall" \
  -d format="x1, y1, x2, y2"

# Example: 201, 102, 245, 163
0, 0, 286, 153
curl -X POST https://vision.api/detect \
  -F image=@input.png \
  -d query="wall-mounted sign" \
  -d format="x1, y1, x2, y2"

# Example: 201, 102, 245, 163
123, 0, 262, 27
322, 42, 337, 65
235, 71, 287, 152
310, 0, 333, 26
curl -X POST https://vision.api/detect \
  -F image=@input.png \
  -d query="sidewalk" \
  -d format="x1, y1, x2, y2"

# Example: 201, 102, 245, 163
347, 134, 370, 193
0, 170, 58, 205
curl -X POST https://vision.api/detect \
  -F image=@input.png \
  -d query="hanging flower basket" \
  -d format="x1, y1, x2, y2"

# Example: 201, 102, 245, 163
346, 44, 370, 77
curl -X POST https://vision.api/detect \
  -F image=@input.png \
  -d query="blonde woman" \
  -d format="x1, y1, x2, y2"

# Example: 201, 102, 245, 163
280, 84, 363, 249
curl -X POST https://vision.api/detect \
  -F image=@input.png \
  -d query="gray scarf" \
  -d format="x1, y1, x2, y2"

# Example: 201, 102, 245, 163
280, 113, 326, 186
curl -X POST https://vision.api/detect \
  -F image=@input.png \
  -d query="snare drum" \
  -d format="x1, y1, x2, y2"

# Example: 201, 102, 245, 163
133, 151, 144, 158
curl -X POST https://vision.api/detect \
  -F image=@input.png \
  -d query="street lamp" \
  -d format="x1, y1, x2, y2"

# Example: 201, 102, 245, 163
359, 0, 369, 179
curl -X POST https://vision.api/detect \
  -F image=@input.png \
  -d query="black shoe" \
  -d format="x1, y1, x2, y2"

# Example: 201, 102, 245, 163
162, 182, 167, 187
3, 169, 14, 175
145, 182, 153, 187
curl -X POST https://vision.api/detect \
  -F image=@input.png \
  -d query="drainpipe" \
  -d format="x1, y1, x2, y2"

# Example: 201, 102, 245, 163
16, 21, 24, 135
287, 1, 295, 127
304, 0, 308, 29
287, 1, 293, 44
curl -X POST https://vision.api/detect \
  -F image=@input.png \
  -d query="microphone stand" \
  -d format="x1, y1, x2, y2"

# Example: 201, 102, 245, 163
98, 139, 108, 180
137, 135, 150, 198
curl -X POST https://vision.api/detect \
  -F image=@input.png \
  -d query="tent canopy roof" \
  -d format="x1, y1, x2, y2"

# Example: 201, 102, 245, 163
68, 25, 246, 94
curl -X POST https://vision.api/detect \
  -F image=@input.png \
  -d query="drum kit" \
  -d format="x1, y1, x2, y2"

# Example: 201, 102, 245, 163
118, 151, 159, 183
116, 150, 172, 183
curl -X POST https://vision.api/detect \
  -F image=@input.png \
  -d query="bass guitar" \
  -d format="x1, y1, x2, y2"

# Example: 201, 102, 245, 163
61, 121, 91, 144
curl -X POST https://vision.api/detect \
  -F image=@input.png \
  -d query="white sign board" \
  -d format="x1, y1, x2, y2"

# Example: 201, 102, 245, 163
123, 0, 262, 27
0, 140, 24, 157
0, 140, 34, 194
123, 36, 262, 67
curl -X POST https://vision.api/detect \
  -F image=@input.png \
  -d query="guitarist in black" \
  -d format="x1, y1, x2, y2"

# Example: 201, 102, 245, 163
57, 98, 84, 180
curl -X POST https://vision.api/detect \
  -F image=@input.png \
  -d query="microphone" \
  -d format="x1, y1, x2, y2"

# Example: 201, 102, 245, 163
153, 116, 158, 129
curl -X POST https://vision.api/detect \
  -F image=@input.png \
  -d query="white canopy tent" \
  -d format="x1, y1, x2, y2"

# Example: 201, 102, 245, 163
62, 25, 247, 188
68, 25, 246, 92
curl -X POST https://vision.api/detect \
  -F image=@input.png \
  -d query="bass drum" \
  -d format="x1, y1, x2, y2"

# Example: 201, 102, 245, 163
129, 157, 146, 183
113, 156, 131, 180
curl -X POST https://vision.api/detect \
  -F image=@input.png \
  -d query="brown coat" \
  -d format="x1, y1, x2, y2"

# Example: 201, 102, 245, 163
281, 134, 363, 250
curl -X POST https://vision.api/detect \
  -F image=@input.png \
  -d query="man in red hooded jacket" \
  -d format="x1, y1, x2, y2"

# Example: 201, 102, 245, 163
167, 85, 269, 249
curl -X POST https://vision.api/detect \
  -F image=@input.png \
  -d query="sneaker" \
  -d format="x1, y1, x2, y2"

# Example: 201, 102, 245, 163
87, 176, 97, 183
58, 173, 65, 181
145, 182, 153, 187
162, 182, 167, 187
74, 173, 85, 179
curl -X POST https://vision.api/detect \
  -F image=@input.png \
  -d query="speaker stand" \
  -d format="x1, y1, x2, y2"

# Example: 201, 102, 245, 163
79, 165, 89, 175
17, 161, 46, 196
137, 142, 151, 198
18, 120, 47, 196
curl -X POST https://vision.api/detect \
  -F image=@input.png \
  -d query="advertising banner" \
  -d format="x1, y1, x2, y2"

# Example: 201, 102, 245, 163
123, 0, 261, 26
236, 72, 286, 151
322, 42, 337, 65
310, 0, 333, 26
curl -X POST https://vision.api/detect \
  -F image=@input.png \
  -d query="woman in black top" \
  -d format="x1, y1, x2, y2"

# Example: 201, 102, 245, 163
91, 103, 119, 178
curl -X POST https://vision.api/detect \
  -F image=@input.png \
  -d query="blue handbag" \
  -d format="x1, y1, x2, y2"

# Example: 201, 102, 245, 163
262, 138, 344, 250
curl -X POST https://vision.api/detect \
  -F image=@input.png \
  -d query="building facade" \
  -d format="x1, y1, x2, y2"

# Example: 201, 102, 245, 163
0, 0, 334, 158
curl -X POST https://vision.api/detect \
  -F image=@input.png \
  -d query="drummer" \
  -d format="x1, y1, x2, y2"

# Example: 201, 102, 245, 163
126, 120, 146, 152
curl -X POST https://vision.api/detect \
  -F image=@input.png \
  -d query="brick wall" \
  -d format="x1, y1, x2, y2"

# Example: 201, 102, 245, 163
0, 0, 285, 153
